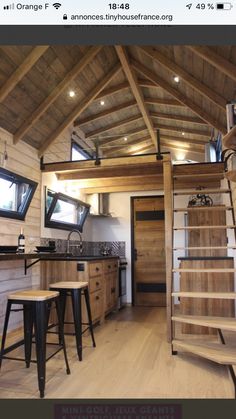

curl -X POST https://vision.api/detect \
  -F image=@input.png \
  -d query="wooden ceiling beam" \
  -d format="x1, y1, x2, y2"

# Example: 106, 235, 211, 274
153, 124, 210, 138
138, 79, 159, 88
115, 46, 157, 147
145, 97, 184, 107
95, 81, 130, 100
104, 135, 151, 155
132, 59, 227, 134
68, 174, 162, 189
150, 111, 207, 125
86, 114, 143, 138
99, 127, 147, 147
14, 46, 102, 144
82, 183, 161, 194
56, 163, 163, 180
187, 46, 236, 83
160, 134, 207, 146
74, 100, 137, 127
106, 141, 152, 157
94, 79, 159, 102
0, 46, 49, 103
38, 63, 121, 157
140, 46, 226, 111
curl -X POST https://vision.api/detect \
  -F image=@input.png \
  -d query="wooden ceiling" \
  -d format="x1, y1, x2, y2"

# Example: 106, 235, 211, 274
0, 45, 236, 161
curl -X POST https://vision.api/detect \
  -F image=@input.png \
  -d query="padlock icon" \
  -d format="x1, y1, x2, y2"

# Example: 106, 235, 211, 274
63, 14, 68, 20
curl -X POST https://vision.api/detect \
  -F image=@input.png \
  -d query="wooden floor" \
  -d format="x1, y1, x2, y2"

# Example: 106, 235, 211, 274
0, 307, 234, 399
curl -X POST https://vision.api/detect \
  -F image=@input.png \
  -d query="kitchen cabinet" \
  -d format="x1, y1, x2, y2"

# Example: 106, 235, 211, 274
40, 256, 119, 331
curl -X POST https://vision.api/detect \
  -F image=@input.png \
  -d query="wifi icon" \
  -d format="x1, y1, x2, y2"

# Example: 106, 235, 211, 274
53, 3, 62, 9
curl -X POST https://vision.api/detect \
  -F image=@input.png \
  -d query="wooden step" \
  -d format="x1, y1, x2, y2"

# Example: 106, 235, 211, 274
172, 315, 236, 332
173, 268, 236, 273
172, 339, 236, 365
174, 173, 224, 180
174, 206, 233, 212
174, 189, 230, 196
173, 246, 236, 251
174, 225, 236, 230
172, 292, 236, 299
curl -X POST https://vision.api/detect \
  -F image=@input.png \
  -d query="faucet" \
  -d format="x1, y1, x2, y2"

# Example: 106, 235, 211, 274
66, 229, 83, 255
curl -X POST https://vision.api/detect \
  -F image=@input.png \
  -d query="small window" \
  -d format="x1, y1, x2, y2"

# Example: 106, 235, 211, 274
0, 168, 38, 221
45, 188, 90, 232
71, 141, 93, 161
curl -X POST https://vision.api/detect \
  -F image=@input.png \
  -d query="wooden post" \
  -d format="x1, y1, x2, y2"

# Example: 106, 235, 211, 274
163, 158, 173, 342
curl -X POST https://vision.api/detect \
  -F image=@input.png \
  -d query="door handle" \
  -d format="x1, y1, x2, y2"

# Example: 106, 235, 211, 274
134, 248, 137, 261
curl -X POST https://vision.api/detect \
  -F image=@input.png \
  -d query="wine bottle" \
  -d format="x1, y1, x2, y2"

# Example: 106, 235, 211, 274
18, 227, 25, 253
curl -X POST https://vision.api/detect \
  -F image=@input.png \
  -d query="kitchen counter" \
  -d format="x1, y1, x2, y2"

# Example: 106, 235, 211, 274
0, 252, 119, 261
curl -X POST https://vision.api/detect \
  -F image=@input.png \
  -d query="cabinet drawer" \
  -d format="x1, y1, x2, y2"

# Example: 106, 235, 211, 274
103, 259, 118, 273
89, 262, 103, 277
90, 290, 103, 322
90, 276, 102, 293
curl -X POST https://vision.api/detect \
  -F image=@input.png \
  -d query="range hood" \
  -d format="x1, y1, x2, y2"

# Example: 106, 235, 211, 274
86, 193, 111, 216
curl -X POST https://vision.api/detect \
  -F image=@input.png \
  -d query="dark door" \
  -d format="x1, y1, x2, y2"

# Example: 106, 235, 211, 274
132, 196, 166, 306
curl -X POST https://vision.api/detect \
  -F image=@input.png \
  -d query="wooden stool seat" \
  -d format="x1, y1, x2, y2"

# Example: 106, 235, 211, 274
8, 290, 59, 301
49, 281, 88, 290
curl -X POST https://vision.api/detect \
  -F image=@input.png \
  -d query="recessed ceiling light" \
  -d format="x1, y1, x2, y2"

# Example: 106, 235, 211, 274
173, 76, 180, 83
69, 90, 75, 97
100, 100, 105, 106
182, 132, 185, 136
124, 137, 127, 141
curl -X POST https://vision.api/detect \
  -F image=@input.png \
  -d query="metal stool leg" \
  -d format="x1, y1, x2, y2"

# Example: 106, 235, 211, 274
0, 301, 12, 369
23, 304, 33, 368
58, 291, 67, 345
55, 298, 70, 375
84, 288, 96, 348
71, 289, 82, 361
34, 301, 47, 399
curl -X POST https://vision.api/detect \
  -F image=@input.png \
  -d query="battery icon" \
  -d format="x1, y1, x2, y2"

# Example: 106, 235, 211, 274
216, 3, 233, 9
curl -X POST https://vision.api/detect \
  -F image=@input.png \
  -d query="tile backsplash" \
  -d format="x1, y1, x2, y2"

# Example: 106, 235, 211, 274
41, 238, 126, 257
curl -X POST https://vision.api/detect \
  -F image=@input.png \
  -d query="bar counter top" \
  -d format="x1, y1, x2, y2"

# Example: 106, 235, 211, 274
0, 252, 119, 261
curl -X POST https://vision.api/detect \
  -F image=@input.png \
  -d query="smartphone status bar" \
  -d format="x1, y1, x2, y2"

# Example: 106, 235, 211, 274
0, 1, 235, 25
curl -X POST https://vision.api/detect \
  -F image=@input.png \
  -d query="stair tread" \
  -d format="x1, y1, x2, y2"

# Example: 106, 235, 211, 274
174, 206, 233, 212
174, 189, 230, 196
172, 339, 236, 364
173, 268, 236, 273
174, 173, 224, 179
173, 246, 236, 250
174, 225, 236, 230
172, 314, 236, 331
172, 291, 236, 299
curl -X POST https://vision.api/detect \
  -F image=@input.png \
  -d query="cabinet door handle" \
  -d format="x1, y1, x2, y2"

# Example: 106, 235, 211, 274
108, 265, 111, 269
96, 296, 100, 300
96, 267, 99, 271
111, 287, 115, 293
96, 281, 100, 286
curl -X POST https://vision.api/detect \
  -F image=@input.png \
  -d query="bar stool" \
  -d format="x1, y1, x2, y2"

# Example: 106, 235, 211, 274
0, 290, 70, 398
49, 282, 96, 361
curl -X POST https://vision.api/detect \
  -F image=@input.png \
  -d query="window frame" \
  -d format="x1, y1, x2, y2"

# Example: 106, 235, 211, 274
45, 188, 90, 232
71, 140, 93, 161
0, 168, 38, 221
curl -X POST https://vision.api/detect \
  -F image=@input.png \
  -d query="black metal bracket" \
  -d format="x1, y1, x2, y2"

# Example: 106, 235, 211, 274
218, 328, 236, 399
156, 129, 163, 160
40, 156, 45, 170
94, 139, 101, 166
24, 258, 40, 275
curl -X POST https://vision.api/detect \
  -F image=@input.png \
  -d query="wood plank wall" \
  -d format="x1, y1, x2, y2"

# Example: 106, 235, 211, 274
0, 127, 41, 332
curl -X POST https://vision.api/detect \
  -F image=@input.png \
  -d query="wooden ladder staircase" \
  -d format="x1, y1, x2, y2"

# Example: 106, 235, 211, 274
170, 162, 236, 397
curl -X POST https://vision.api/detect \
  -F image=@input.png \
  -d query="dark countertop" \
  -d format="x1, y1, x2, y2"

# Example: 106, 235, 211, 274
178, 256, 234, 261
0, 252, 119, 262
